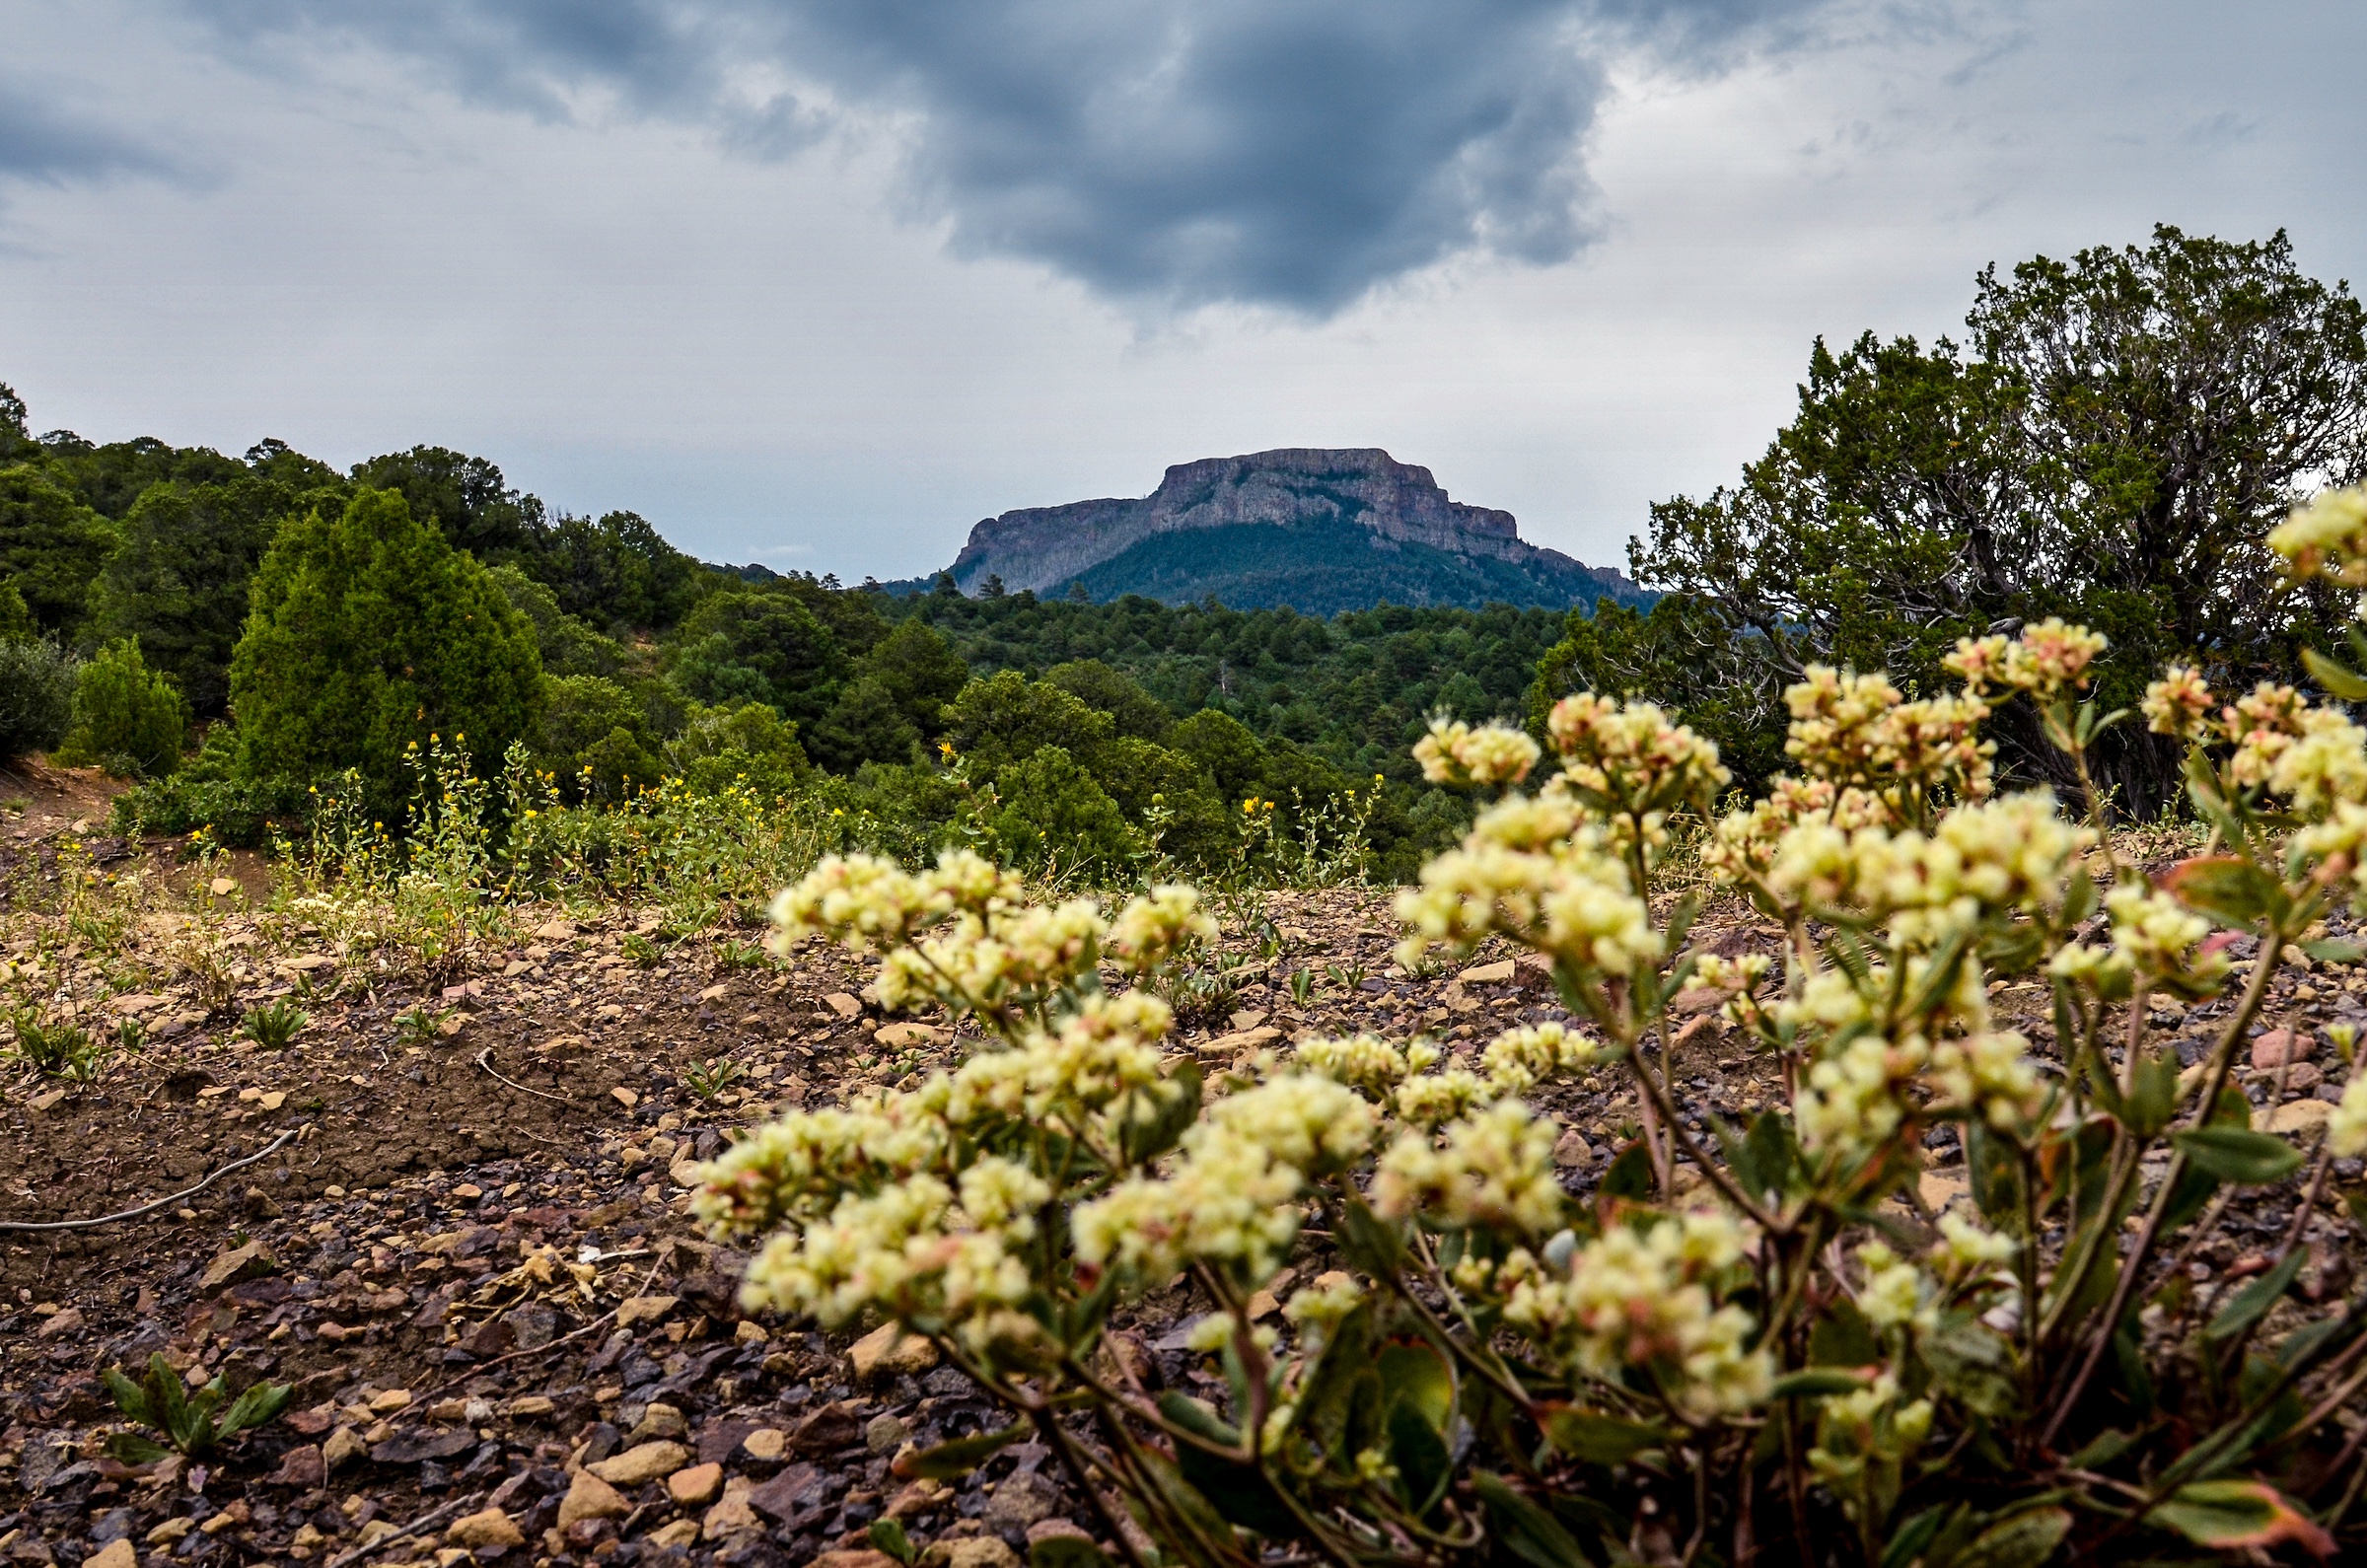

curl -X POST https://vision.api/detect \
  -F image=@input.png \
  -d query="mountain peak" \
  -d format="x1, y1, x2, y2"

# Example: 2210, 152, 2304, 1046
945, 448, 1632, 612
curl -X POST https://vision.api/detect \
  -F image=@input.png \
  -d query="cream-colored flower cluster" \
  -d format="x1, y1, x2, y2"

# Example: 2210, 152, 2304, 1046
2269, 484, 2367, 588
1853, 1242, 1937, 1334
1414, 717, 1542, 788
1945, 618, 2109, 701
1373, 1099, 1565, 1236
2331, 1075, 2367, 1159
1544, 693, 1731, 816
2139, 670, 2367, 822
1394, 795, 1659, 982
697, 988, 1190, 1343
1074, 1074, 1380, 1284
772, 850, 1216, 1022
1783, 667, 1995, 804
1497, 1212, 1770, 1419
1760, 792, 2087, 948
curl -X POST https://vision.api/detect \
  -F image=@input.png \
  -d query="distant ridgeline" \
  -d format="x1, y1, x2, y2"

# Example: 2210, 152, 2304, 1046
903, 449, 1645, 614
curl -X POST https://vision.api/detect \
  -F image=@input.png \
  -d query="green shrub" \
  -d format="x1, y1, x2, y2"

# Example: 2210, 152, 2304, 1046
0, 637, 75, 764
667, 589, 847, 728
228, 487, 543, 811
110, 774, 306, 847
666, 701, 812, 798
987, 744, 1135, 871
535, 674, 661, 799
55, 639, 190, 777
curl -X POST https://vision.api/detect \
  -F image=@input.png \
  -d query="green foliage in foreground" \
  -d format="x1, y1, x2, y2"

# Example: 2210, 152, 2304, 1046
104, 1353, 292, 1463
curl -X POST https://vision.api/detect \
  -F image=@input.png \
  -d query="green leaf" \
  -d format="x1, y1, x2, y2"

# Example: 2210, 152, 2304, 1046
1376, 1340, 1454, 1432
1967, 1120, 2026, 1235
869, 1520, 917, 1565
2304, 645, 2367, 701
2175, 1126, 2306, 1185
1029, 1538, 1112, 1568
1767, 1370, 1866, 1400
1165, 1394, 1297, 1538
1120, 1062, 1202, 1167
1808, 1299, 1878, 1370
2303, 938, 2367, 965
2164, 856, 2286, 929
1471, 1471, 1595, 1568
2061, 1428, 2137, 1471
2123, 1047, 2179, 1141
1599, 1142, 1653, 1201
1541, 1405, 1670, 1462
103, 1433, 172, 1466
1157, 1391, 1241, 1449
2205, 1247, 2307, 1343
1333, 1197, 1405, 1277
1724, 1108, 1798, 1206
218, 1380, 294, 1437
2149, 1479, 2335, 1556
896, 1420, 1029, 1480
102, 1365, 152, 1427
1386, 1395, 1453, 1515
1950, 1505, 2074, 1568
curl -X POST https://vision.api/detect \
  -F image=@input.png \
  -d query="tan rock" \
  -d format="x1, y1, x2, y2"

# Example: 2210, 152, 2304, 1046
198, 1240, 272, 1292
445, 1510, 525, 1550
557, 1469, 630, 1529
28, 1088, 65, 1112
885, 1479, 949, 1520
368, 1389, 414, 1413
611, 1086, 639, 1109
613, 1295, 678, 1329
667, 1461, 723, 1505
2262, 1099, 2334, 1134
322, 1426, 368, 1471
823, 991, 864, 1019
535, 919, 577, 940
1228, 1008, 1269, 1032
109, 994, 168, 1015
876, 1022, 942, 1048
850, 1320, 940, 1382
34, 1307, 84, 1338
209, 877, 237, 897
588, 1440, 690, 1486
1918, 1172, 1970, 1213
1199, 1025, 1280, 1057
86, 1540, 138, 1568
258, 1092, 286, 1111
741, 1427, 787, 1461
701, 1479, 760, 1541
921, 1537, 1023, 1568
816, 1552, 898, 1568
646, 1520, 702, 1549
698, 984, 729, 1002
1552, 1128, 1593, 1169
1457, 960, 1516, 985
629, 1401, 688, 1441
146, 1519, 194, 1547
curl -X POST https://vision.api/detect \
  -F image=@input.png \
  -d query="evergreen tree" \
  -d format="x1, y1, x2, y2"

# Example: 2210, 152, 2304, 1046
56, 639, 189, 778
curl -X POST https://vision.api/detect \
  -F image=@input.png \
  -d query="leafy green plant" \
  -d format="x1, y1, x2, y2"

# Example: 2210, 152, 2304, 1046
0, 636, 76, 765
8, 1012, 104, 1080
621, 932, 661, 968
681, 1056, 746, 1101
103, 1353, 292, 1462
1286, 967, 1315, 1006
240, 998, 309, 1049
53, 638, 190, 778
714, 937, 767, 970
697, 507, 2367, 1566
1323, 959, 1368, 992
394, 1005, 449, 1046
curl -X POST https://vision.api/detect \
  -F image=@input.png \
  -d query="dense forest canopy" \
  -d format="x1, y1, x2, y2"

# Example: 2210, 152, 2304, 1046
0, 385, 1558, 877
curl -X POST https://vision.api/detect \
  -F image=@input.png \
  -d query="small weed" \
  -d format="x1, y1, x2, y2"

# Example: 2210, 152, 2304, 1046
394, 1005, 450, 1046
1287, 967, 1316, 1006
1325, 960, 1370, 991
682, 1057, 747, 1100
103, 1353, 292, 1462
714, 938, 767, 971
1154, 964, 1240, 1029
240, 998, 310, 1050
115, 1016, 146, 1055
622, 933, 662, 969
9, 1011, 106, 1079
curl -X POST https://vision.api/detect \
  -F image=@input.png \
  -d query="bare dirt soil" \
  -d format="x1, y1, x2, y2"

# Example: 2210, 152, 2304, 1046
2, 820, 2361, 1568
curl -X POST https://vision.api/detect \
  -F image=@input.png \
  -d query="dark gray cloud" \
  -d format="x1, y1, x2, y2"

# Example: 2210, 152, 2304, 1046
0, 74, 182, 187
179, 0, 1822, 311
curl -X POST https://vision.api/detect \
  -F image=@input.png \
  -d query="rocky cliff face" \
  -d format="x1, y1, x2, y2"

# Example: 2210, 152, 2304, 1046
948, 448, 1570, 594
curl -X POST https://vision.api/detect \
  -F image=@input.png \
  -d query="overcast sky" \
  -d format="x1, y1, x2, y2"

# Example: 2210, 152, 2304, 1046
3, 0, 2362, 580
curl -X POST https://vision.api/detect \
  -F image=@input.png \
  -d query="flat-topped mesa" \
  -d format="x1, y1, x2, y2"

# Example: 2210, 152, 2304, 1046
949, 448, 1552, 595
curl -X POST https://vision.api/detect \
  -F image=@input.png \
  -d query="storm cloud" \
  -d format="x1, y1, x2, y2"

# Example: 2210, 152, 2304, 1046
174, 0, 1823, 311
0, 72, 181, 187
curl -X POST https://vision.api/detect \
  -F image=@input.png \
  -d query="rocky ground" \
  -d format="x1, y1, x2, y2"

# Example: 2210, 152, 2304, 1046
4, 765, 2364, 1568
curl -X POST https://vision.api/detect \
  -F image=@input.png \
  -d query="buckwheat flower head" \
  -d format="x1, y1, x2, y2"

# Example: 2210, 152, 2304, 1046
1108, 885, 1217, 973
2295, 802, 2367, 895
1929, 1031, 2044, 1132
958, 1156, 1051, 1235
770, 854, 937, 954
1942, 634, 2013, 692
2048, 940, 2134, 995
1796, 1033, 1930, 1158
1480, 1020, 1604, 1098
2105, 885, 2229, 993
2008, 619, 2109, 695
1415, 717, 1541, 788
2142, 666, 2216, 741
1931, 1214, 2016, 1275
2331, 1076, 2367, 1159
2226, 683, 2316, 790
1295, 1033, 1413, 1099
1395, 812, 1658, 980
1855, 1243, 1937, 1334
921, 848, 1029, 917
2269, 708, 2367, 816
2269, 484, 2367, 587
1282, 1277, 1367, 1353
1393, 1069, 1492, 1128
1373, 1099, 1564, 1236
1785, 667, 1904, 781
1545, 693, 1730, 811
